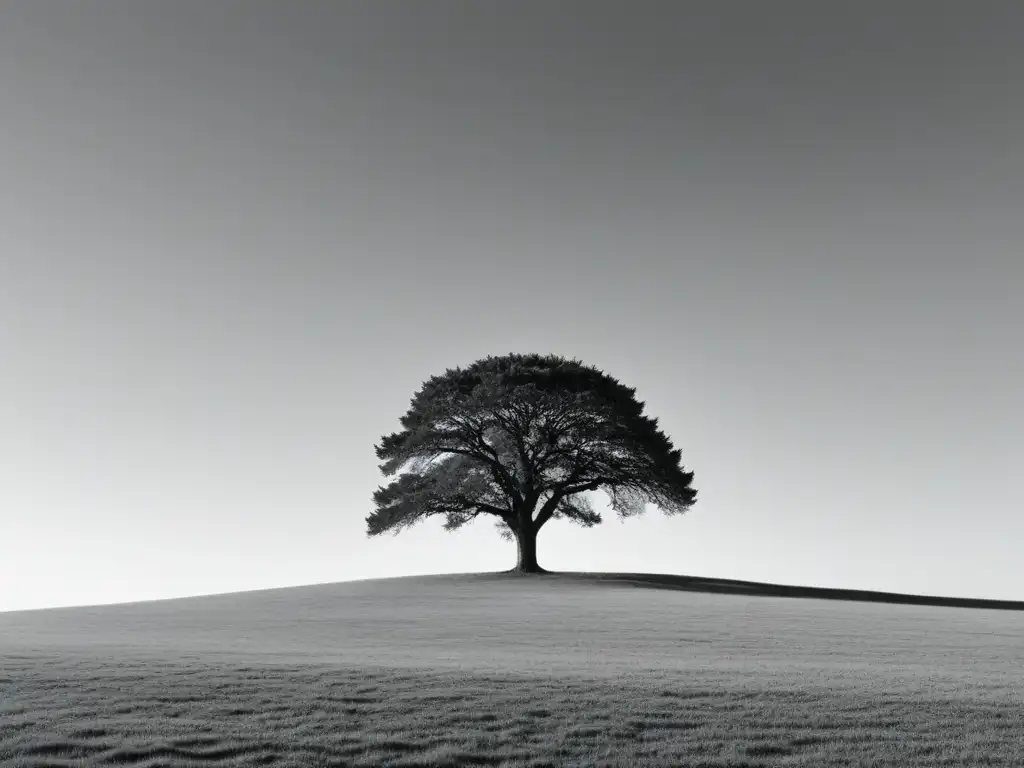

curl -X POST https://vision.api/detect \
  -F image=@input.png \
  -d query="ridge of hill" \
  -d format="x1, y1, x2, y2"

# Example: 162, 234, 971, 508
3, 570, 1021, 615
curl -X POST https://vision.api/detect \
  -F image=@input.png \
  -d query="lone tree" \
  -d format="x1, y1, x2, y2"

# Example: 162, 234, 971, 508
368, 353, 697, 573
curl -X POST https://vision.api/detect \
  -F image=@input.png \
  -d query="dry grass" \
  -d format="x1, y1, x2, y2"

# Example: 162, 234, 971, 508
2, 572, 1023, 766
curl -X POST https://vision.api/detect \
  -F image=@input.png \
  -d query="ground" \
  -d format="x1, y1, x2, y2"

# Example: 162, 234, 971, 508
2, 572, 1023, 766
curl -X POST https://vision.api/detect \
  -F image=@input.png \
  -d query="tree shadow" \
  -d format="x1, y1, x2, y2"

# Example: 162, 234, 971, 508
497, 570, 1024, 612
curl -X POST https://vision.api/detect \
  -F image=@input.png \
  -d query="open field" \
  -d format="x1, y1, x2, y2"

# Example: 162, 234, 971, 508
2, 572, 1023, 766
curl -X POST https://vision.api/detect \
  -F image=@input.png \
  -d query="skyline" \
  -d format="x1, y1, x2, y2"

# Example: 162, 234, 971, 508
2, 2, 1022, 611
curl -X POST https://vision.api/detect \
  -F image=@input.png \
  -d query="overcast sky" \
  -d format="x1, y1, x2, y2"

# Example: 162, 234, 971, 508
2, 1, 1022, 611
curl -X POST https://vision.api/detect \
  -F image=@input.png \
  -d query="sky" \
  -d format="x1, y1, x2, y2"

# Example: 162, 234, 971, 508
2, 1, 1022, 612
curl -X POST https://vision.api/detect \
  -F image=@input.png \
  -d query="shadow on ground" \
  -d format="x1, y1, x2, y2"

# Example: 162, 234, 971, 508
473, 570, 1024, 611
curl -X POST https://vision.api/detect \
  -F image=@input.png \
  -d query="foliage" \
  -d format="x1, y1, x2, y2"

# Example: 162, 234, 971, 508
368, 353, 697, 550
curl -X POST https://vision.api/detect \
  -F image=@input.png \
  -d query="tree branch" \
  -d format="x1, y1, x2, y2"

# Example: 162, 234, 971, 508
558, 477, 610, 496
532, 492, 563, 532
532, 476, 611, 532
433, 443, 523, 507
472, 501, 513, 519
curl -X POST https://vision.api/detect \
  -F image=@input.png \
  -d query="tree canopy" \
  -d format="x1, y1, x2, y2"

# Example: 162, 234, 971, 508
368, 353, 697, 572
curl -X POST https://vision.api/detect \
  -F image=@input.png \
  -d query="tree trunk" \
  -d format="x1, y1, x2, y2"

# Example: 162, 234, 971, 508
512, 527, 544, 573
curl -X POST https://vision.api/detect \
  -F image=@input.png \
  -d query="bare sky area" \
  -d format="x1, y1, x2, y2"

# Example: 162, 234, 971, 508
1, 1, 1022, 610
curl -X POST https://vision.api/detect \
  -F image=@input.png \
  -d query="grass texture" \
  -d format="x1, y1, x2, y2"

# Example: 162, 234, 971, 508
2, 571, 1022, 766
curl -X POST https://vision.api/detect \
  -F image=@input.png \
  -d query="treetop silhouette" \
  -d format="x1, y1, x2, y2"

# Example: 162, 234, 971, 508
368, 353, 697, 572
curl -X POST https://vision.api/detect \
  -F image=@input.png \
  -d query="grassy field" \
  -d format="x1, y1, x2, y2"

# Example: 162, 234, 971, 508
2, 572, 1023, 766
